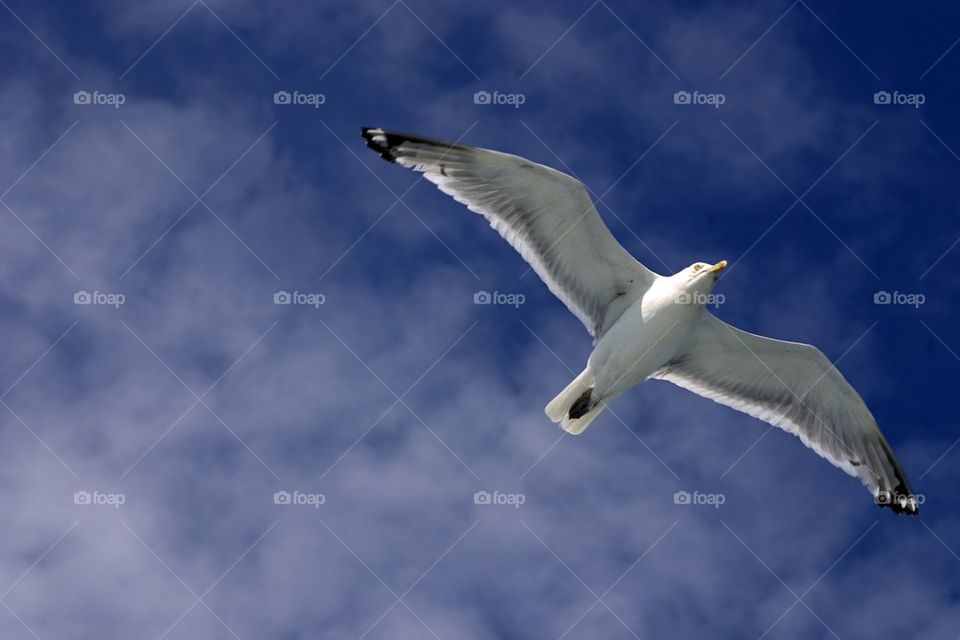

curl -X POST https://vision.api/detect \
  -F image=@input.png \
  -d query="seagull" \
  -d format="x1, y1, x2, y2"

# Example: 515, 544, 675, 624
361, 127, 919, 515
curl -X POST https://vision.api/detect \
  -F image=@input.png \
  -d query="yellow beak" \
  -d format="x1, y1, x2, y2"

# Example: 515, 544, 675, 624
707, 259, 727, 273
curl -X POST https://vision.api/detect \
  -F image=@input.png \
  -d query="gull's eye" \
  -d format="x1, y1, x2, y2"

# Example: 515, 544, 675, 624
693, 264, 702, 272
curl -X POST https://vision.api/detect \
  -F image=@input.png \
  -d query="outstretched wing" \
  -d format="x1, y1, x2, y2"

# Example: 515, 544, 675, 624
653, 312, 918, 514
362, 128, 658, 338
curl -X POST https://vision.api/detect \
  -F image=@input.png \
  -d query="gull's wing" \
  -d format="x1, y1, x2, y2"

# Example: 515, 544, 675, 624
362, 128, 658, 338
653, 312, 918, 514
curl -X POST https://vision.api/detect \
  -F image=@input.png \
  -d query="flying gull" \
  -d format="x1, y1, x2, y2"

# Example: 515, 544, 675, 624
361, 127, 919, 515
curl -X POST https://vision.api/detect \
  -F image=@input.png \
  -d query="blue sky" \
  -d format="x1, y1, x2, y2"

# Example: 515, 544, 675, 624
1, 0, 959, 637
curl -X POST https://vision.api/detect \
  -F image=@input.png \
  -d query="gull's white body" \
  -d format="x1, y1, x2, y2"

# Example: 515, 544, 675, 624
361, 126, 920, 515
544, 268, 721, 433
590, 277, 700, 399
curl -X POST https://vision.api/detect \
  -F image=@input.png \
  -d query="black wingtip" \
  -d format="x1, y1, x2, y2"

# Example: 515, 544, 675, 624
875, 484, 920, 516
361, 127, 397, 163
361, 127, 471, 164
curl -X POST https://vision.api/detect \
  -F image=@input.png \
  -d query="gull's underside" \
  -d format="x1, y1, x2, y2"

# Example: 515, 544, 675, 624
361, 126, 919, 515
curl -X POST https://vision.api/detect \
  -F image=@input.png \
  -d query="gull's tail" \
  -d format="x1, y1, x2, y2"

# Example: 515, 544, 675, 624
545, 370, 606, 435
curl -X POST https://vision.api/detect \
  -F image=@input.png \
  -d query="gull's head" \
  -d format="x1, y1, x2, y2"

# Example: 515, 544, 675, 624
670, 260, 727, 303
684, 260, 727, 284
